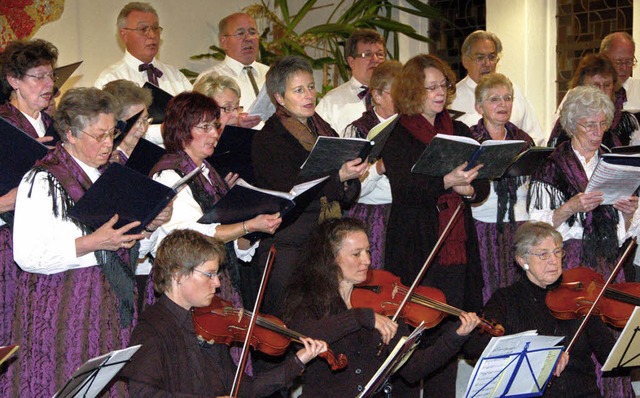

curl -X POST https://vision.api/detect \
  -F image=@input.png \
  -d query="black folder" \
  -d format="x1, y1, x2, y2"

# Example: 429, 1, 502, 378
501, 147, 554, 178
68, 163, 175, 234
367, 116, 399, 161
299, 136, 374, 179
611, 145, 640, 154
124, 138, 166, 176
143, 82, 172, 124
54, 61, 82, 90
411, 134, 527, 180
0, 116, 49, 195
114, 110, 144, 148
206, 125, 257, 183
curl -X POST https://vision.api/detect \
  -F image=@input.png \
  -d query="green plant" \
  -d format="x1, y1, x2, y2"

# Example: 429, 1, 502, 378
184, 0, 442, 93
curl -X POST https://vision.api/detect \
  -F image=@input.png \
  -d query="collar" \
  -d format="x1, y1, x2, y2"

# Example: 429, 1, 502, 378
62, 146, 102, 182
462, 75, 478, 90
123, 50, 157, 70
348, 76, 367, 93
374, 109, 397, 123
570, 144, 600, 168
224, 55, 261, 78
158, 294, 196, 332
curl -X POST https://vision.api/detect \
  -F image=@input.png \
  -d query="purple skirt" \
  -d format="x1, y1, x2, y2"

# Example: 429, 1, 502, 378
0, 227, 18, 346
347, 203, 391, 270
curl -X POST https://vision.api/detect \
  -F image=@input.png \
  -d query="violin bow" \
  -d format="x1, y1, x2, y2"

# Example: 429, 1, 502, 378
377, 201, 464, 355
229, 244, 277, 398
564, 237, 637, 354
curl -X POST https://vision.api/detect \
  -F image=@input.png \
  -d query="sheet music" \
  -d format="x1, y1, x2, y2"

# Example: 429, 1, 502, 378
465, 331, 563, 398
247, 85, 275, 121
585, 156, 640, 205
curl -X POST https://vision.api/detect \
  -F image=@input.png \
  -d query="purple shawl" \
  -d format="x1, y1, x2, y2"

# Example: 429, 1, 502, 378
0, 101, 54, 139
347, 108, 381, 139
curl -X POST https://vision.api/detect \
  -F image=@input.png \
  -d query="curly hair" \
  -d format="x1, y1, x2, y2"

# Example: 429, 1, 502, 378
162, 91, 221, 152
281, 218, 368, 323
559, 85, 615, 137
0, 39, 58, 99
514, 221, 563, 263
54, 87, 121, 142
101, 79, 152, 120
153, 229, 227, 294
392, 54, 456, 115
474, 73, 514, 105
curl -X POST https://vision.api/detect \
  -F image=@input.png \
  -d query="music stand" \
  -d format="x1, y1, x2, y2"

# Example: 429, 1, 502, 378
53, 345, 140, 398
602, 306, 640, 371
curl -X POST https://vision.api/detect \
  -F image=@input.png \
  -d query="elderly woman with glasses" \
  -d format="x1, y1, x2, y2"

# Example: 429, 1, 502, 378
7, 87, 170, 397
101, 79, 153, 163
529, 85, 639, 280
466, 221, 622, 398
469, 73, 535, 303
548, 53, 640, 148
194, 74, 254, 128
380, 54, 489, 397
151, 91, 281, 309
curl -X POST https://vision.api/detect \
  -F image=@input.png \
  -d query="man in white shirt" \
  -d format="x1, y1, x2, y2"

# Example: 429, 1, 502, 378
449, 30, 545, 145
600, 31, 640, 111
316, 29, 386, 136
95, 2, 192, 145
196, 12, 264, 128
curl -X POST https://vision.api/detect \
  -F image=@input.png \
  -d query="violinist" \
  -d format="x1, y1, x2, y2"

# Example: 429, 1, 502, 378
465, 221, 631, 398
121, 229, 327, 397
281, 218, 480, 397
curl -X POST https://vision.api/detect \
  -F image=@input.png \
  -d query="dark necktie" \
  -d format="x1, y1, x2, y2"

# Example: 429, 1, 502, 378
139, 63, 163, 86
358, 85, 373, 111
244, 65, 260, 96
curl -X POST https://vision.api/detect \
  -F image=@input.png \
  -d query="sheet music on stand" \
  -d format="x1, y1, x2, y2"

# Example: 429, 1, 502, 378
602, 306, 640, 371
464, 330, 563, 398
53, 345, 141, 398
357, 322, 426, 398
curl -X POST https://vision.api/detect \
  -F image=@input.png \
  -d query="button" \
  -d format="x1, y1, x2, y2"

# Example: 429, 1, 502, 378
355, 368, 362, 374
357, 385, 363, 392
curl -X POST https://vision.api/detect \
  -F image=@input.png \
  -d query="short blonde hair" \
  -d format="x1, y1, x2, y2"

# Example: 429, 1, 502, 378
193, 74, 241, 99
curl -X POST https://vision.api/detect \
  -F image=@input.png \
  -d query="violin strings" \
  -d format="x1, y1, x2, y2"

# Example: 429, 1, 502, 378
239, 308, 304, 342
393, 286, 461, 316
603, 286, 640, 306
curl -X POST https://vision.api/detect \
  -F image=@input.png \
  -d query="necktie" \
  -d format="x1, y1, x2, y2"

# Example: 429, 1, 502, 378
358, 85, 373, 111
244, 65, 260, 96
139, 63, 163, 86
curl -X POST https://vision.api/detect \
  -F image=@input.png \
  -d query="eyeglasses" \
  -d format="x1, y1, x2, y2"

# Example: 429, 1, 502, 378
223, 29, 259, 40
577, 121, 609, 133
613, 57, 638, 68
469, 53, 500, 65
25, 71, 58, 82
354, 51, 386, 61
485, 94, 513, 104
527, 248, 565, 261
134, 117, 153, 129
122, 25, 163, 36
79, 127, 119, 143
425, 81, 452, 93
221, 105, 244, 114
193, 268, 219, 280
194, 122, 221, 132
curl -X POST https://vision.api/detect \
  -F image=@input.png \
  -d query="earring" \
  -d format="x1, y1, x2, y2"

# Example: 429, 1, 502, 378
523, 264, 530, 271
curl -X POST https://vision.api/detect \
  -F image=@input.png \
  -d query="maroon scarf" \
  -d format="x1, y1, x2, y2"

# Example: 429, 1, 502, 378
400, 111, 467, 266
27, 143, 137, 327
0, 101, 54, 139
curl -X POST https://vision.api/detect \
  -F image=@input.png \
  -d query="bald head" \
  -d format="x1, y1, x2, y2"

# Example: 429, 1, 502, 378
600, 32, 636, 83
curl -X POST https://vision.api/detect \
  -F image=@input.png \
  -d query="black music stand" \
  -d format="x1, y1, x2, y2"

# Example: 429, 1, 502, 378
603, 306, 640, 370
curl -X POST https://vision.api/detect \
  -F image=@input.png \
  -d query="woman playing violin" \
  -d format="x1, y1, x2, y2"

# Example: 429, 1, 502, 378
121, 229, 327, 397
281, 218, 480, 397
466, 221, 630, 398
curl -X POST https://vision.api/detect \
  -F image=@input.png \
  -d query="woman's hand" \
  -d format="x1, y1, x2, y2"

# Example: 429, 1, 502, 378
375, 159, 386, 175
144, 201, 174, 236
614, 196, 639, 228
374, 313, 398, 345
295, 337, 328, 364
0, 187, 18, 213
552, 191, 604, 227
339, 157, 369, 182
246, 213, 282, 235
76, 214, 145, 256
237, 113, 262, 129
36, 135, 55, 149
455, 312, 481, 336
443, 162, 483, 190
224, 172, 240, 188
553, 352, 570, 377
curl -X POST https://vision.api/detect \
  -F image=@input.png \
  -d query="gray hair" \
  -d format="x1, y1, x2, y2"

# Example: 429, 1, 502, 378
54, 87, 121, 142
461, 30, 503, 58
474, 73, 514, 105
600, 31, 635, 54
117, 2, 158, 30
514, 221, 563, 262
265, 55, 313, 105
101, 79, 152, 120
193, 74, 241, 99
559, 85, 614, 137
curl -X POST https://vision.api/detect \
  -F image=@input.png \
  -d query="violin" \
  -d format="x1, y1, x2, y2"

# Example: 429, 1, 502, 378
192, 296, 348, 371
351, 269, 505, 336
546, 266, 640, 328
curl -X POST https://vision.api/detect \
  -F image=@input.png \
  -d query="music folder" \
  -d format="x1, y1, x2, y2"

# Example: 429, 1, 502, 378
299, 136, 374, 179
114, 109, 144, 149
124, 137, 166, 176
0, 116, 49, 196
54, 61, 83, 90
143, 82, 173, 124
68, 163, 200, 234
464, 331, 563, 398
501, 147, 554, 178
602, 306, 640, 371
53, 345, 140, 398
206, 125, 257, 183
366, 114, 399, 162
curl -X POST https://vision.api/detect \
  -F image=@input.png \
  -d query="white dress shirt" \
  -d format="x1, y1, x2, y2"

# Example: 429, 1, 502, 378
356, 111, 394, 205
623, 77, 640, 111
450, 75, 545, 146
316, 76, 368, 137
152, 166, 257, 261
13, 152, 157, 274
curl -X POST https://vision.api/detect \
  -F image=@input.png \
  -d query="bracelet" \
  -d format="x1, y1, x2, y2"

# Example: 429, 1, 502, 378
144, 226, 156, 233
462, 193, 476, 200
242, 221, 250, 235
